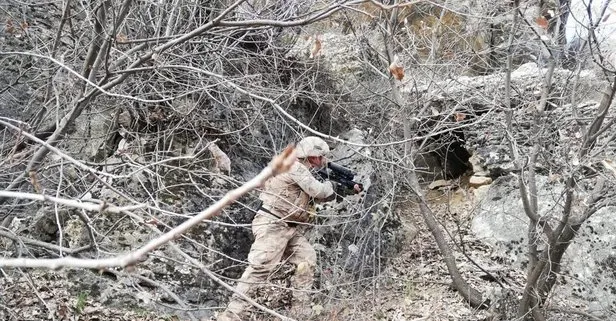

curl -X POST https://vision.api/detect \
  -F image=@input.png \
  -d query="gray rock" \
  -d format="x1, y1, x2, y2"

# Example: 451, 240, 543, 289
473, 146, 515, 177
471, 175, 616, 308
471, 175, 538, 266
428, 179, 451, 190
562, 206, 616, 309
469, 176, 492, 188
31, 206, 70, 243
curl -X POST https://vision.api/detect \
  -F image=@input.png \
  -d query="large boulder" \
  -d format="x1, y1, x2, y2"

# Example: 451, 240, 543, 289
471, 174, 616, 312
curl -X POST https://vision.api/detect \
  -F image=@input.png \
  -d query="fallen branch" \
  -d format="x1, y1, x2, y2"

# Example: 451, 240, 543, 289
0, 146, 296, 269
547, 306, 605, 321
166, 242, 296, 321
103, 268, 199, 321
0, 191, 146, 214
0, 230, 91, 255
0, 119, 122, 179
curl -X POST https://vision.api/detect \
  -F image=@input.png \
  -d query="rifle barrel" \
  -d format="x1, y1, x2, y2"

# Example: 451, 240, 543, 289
327, 162, 356, 178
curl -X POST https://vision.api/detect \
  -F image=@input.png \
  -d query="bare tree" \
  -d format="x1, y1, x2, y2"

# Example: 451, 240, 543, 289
382, 1, 485, 308
501, 0, 616, 319
3, 0, 616, 320
326, 0, 490, 309
0, 1, 377, 319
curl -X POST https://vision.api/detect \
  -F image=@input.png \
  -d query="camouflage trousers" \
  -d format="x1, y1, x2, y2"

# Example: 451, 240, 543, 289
217, 212, 317, 321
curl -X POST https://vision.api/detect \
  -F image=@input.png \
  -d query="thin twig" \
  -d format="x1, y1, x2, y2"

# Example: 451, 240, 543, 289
0, 229, 91, 255
0, 119, 122, 179
104, 268, 199, 321
547, 306, 605, 321
0, 191, 146, 214
0, 146, 296, 269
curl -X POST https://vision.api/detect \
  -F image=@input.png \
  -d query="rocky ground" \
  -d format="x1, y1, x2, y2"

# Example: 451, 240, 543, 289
2, 1, 616, 321
1, 179, 605, 321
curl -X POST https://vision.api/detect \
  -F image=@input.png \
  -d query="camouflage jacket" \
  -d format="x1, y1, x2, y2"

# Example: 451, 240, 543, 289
259, 161, 334, 223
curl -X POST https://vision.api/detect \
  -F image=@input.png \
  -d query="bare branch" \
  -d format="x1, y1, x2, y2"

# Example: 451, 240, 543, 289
0, 229, 91, 255
0, 146, 296, 269
0, 191, 146, 214
104, 268, 199, 321
581, 76, 616, 156
0, 119, 122, 179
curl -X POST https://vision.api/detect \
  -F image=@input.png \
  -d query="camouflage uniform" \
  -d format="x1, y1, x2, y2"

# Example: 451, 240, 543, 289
217, 137, 334, 321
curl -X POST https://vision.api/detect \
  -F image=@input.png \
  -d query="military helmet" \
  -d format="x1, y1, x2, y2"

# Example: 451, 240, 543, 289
295, 136, 330, 158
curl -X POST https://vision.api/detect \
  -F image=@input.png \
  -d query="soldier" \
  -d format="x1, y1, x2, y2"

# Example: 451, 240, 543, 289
216, 136, 361, 321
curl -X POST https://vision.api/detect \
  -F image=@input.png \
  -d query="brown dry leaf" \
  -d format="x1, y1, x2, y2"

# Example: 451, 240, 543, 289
29, 170, 42, 193
57, 303, 70, 320
536, 16, 548, 29
389, 55, 404, 81
454, 112, 466, 122
144, 218, 160, 226
5, 20, 15, 34
116, 33, 128, 43
310, 35, 322, 58
389, 63, 404, 81
208, 142, 231, 174
148, 107, 165, 122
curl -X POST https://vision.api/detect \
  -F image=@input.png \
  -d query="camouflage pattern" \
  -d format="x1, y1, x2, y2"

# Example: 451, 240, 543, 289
217, 159, 334, 321
294, 136, 330, 158
260, 161, 333, 223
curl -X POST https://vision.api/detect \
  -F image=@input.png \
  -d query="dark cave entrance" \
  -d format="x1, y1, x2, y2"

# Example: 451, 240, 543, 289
416, 128, 472, 180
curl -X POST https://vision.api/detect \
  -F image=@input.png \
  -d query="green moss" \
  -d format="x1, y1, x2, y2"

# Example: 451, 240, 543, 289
74, 291, 88, 314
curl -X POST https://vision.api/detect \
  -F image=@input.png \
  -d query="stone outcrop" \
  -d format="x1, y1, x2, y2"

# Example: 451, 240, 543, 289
403, 62, 609, 177
471, 175, 616, 311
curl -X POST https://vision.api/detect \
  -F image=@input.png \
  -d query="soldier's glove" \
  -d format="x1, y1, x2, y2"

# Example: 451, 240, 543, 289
331, 182, 347, 201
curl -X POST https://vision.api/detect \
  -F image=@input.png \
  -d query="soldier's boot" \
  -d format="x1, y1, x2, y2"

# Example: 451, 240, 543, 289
286, 261, 316, 319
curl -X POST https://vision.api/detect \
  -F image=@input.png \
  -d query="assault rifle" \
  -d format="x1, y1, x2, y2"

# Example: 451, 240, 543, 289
316, 162, 363, 195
